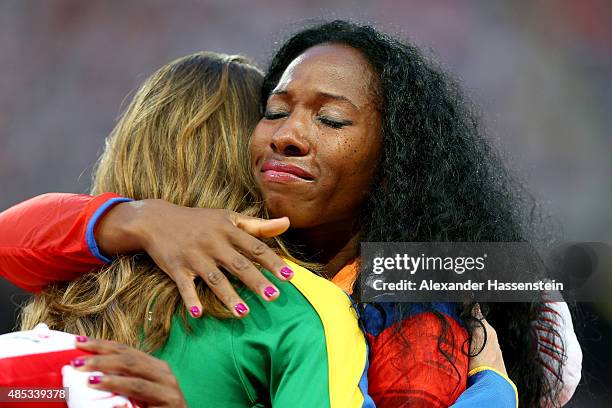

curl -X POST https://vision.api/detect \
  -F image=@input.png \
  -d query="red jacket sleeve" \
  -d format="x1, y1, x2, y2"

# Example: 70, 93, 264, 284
0, 192, 128, 292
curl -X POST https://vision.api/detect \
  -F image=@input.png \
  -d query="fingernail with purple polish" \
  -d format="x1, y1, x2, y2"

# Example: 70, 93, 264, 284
280, 266, 294, 279
264, 286, 278, 299
190, 306, 201, 317
234, 303, 249, 316
75, 335, 88, 343
88, 375, 102, 385
71, 358, 85, 368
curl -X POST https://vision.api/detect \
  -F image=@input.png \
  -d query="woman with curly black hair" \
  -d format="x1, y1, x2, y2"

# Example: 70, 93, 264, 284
257, 20, 569, 407
0, 20, 580, 407
252, 20, 574, 407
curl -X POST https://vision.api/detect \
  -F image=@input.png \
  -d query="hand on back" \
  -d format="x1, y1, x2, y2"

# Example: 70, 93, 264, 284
96, 199, 294, 317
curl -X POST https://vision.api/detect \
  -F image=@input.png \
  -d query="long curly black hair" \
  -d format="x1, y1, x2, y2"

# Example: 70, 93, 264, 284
262, 20, 564, 407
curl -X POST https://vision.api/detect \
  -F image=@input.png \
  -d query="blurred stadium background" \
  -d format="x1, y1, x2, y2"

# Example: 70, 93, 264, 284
1, 0, 610, 405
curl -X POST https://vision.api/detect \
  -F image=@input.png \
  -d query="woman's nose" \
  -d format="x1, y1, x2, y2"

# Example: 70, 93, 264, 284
270, 116, 310, 157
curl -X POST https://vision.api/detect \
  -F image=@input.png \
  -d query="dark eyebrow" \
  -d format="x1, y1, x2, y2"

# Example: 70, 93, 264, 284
318, 92, 359, 110
271, 89, 359, 110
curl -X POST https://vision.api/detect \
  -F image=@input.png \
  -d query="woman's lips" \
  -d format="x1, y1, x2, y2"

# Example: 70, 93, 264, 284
260, 160, 314, 182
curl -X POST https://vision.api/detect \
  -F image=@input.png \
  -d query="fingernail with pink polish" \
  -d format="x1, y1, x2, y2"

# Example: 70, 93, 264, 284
264, 286, 278, 299
75, 335, 88, 343
190, 306, 201, 317
280, 266, 294, 279
234, 303, 249, 316
71, 358, 85, 368
88, 375, 102, 385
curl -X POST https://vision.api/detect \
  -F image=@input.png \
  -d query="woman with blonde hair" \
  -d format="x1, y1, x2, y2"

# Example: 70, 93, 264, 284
5, 51, 372, 407
20, 50, 272, 349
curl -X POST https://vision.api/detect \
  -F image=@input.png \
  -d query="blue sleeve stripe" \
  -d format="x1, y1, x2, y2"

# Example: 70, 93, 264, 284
85, 197, 133, 263
451, 369, 518, 408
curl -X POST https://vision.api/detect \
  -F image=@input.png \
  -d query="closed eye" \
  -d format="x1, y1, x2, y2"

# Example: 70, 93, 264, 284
264, 111, 289, 120
319, 116, 352, 129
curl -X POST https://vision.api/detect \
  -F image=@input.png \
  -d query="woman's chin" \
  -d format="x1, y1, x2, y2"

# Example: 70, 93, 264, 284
266, 202, 317, 230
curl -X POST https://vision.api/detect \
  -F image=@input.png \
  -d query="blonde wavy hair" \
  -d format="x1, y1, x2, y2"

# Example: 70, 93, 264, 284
20, 51, 267, 352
